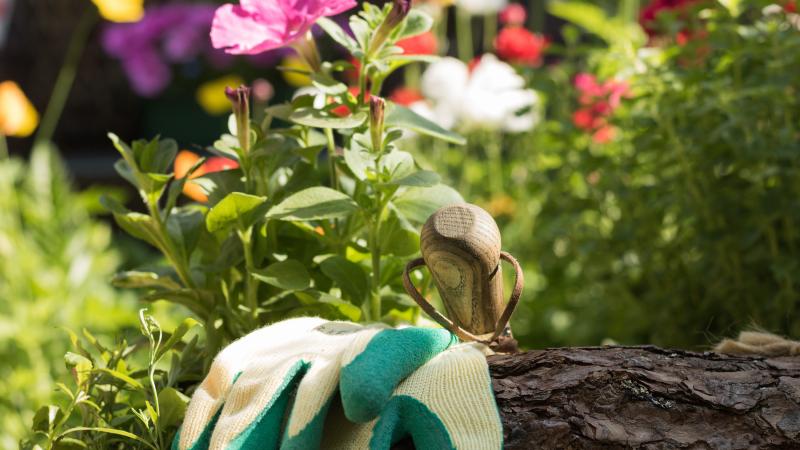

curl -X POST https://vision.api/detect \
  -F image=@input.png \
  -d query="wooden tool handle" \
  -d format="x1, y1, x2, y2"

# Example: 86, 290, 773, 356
403, 203, 524, 344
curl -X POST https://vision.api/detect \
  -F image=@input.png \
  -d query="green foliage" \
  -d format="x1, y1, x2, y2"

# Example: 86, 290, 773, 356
0, 145, 138, 446
21, 310, 202, 450
430, 0, 800, 349
100, 2, 461, 366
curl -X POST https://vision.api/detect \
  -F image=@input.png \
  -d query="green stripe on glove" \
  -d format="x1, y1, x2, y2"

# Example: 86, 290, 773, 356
175, 318, 456, 450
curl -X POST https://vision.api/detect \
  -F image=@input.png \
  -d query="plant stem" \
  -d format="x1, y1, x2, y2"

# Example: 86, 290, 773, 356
456, 9, 473, 62
239, 227, 259, 325
483, 13, 497, 53
33, 10, 96, 148
326, 127, 338, 191
368, 214, 382, 322
0, 133, 7, 159
147, 202, 196, 289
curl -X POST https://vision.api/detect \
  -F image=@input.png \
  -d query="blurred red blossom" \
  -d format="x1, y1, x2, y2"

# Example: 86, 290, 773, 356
174, 150, 239, 202
499, 3, 526, 26
572, 73, 630, 144
389, 87, 424, 106
639, 0, 704, 36
397, 31, 438, 55
331, 86, 366, 117
494, 27, 548, 66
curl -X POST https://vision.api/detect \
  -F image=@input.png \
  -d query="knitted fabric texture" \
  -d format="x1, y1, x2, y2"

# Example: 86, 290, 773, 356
176, 318, 458, 450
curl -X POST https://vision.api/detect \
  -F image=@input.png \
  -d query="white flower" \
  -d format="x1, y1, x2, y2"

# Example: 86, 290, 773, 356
456, 0, 508, 15
420, 54, 540, 133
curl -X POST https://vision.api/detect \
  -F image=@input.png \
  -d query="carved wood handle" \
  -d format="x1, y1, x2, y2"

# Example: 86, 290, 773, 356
402, 204, 524, 345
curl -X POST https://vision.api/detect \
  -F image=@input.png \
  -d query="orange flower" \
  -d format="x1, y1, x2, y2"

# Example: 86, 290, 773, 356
174, 150, 239, 202
397, 31, 438, 55
0, 81, 39, 137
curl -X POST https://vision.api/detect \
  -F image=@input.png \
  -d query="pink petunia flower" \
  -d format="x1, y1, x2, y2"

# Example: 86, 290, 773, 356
211, 0, 357, 55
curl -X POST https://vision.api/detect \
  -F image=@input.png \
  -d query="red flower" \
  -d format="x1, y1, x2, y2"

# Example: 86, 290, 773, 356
785, 1, 798, 13
397, 31, 438, 55
331, 86, 366, 117
494, 27, 548, 66
174, 150, 239, 202
592, 126, 616, 144
499, 3, 527, 26
571, 73, 629, 144
389, 87, 424, 106
572, 108, 601, 131
640, 0, 702, 36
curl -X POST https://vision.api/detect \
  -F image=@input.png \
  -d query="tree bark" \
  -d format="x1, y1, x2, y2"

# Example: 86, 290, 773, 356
489, 346, 800, 449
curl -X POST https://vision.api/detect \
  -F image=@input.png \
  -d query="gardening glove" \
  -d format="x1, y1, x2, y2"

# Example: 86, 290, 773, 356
322, 342, 504, 450
174, 317, 457, 450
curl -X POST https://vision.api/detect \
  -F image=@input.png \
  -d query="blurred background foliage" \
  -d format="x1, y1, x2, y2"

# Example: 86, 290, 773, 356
0, 145, 139, 446
3, 0, 800, 446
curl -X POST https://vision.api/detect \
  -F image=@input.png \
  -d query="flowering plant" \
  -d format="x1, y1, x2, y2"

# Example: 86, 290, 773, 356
27, 0, 467, 447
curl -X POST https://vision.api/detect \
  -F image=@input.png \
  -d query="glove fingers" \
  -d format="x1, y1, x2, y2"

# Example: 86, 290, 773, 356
177, 318, 326, 450
340, 328, 456, 423
375, 343, 502, 450
210, 356, 308, 450
280, 359, 340, 450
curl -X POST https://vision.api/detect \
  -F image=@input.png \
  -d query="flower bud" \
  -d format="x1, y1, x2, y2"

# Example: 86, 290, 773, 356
225, 85, 252, 153
369, 95, 386, 152
369, 0, 412, 56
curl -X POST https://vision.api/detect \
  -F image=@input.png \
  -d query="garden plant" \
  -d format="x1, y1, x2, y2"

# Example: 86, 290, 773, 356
4, 0, 800, 447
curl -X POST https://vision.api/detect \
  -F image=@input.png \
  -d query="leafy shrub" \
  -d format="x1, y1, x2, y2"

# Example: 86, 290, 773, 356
0, 146, 138, 446
506, 1, 800, 348
21, 311, 201, 450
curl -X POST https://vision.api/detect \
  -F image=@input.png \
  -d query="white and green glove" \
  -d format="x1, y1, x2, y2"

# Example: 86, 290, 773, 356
174, 317, 502, 450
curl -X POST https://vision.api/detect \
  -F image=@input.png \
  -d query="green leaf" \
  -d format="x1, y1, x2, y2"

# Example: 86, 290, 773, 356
393, 185, 464, 224
317, 17, 359, 52
135, 138, 178, 174
343, 134, 377, 181
167, 207, 205, 259
94, 368, 144, 390
252, 259, 311, 291
156, 317, 201, 361
311, 73, 349, 96
64, 352, 93, 386
380, 149, 415, 181
111, 271, 181, 290
266, 187, 359, 221
385, 103, 466, 145
192, 170, 245, 206
294, 290, 362, 321
319, 255, 369, 304
206, 192, 268, 233
387, 170, 440, 187
380, 208, 420, 257
290, 108, 367, 129
60, 427, 157, 450
547, 1, 645, 45
32, 405, 63, 433
100, 195, 163, 248
396, 9, 434, 39
158, 387, 190, 429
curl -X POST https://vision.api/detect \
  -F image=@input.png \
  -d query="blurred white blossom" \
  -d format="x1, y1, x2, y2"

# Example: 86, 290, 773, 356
417, 54, 540, 133
456, 0, 507, 15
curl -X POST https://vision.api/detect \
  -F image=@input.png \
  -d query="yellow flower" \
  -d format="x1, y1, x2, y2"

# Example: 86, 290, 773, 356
91, 0, 144, 23
196, 75, 245, 116
0, 81, 39, 138
281, 56, 312, 88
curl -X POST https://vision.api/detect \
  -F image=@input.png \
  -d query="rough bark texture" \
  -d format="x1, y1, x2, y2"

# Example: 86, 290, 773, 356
489, 346, 800, 449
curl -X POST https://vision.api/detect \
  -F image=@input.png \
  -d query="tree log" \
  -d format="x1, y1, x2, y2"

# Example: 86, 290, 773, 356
489, 346, 800, 449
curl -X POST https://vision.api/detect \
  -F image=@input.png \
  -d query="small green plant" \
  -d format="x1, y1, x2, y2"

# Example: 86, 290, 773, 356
21, 310, 201, 450
0, 145, 139, 446
101, 2, 463, 358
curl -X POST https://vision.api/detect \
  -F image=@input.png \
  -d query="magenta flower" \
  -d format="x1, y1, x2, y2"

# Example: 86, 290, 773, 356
211, 0, 357, 55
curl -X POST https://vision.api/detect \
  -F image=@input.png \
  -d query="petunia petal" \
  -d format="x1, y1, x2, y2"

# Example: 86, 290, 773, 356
211, 4, 285, 55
